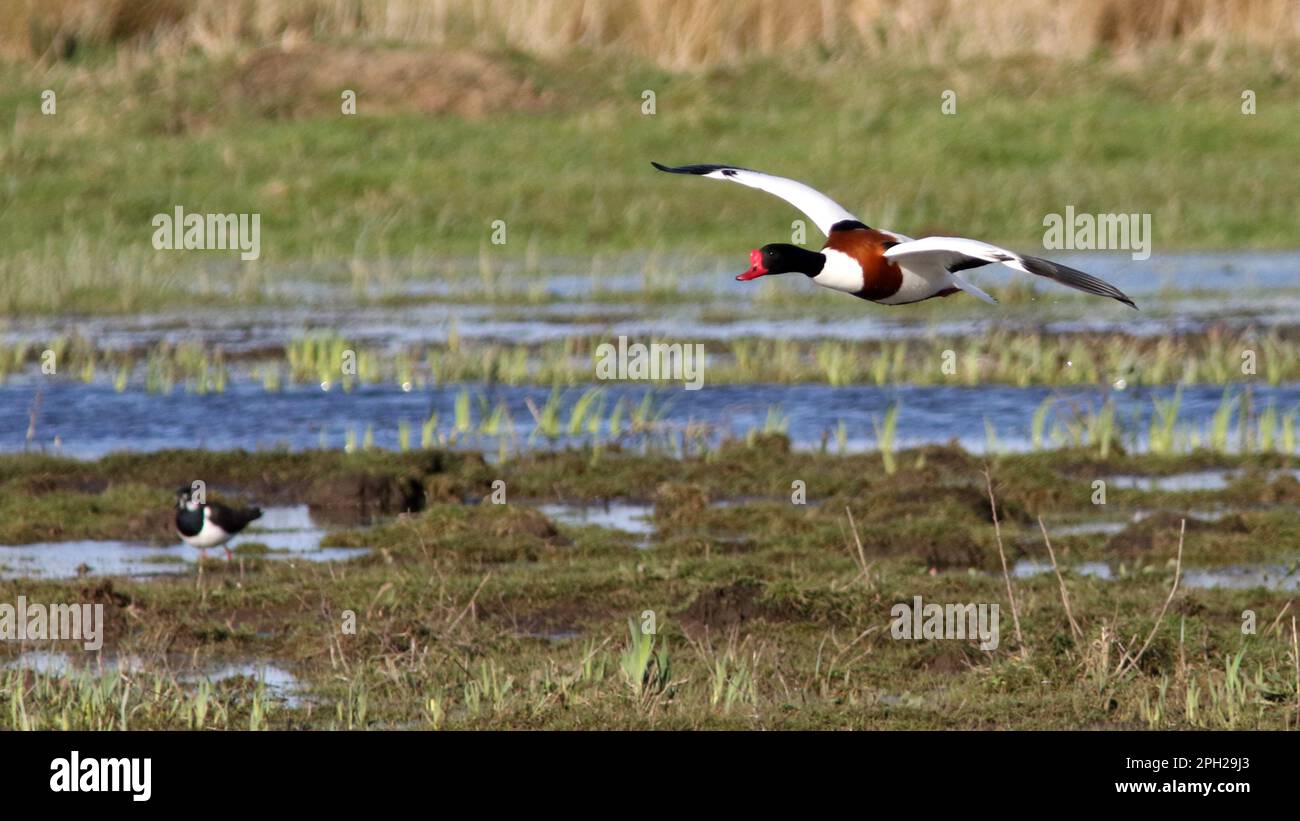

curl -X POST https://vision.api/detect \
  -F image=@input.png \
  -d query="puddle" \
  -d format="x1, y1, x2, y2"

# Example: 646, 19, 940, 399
1041, 508, 1230, 537
200, 662, 305, 706
1014, 559, 1300, 591
1131, 507, 1229, 522
2, 649, 85, 676
1108, 469, 1300, 493
1013, 560, 1113, 580
538, 498, 800, 530
1043, 521, 1131, 537
1107, 472, 1233, 492
709, 496, 824, 509
1, 651, 305, 705
244, 504, 334, 551
538, 502, 655, 542
0, 505, 369, 580
535, 497, 817, 547
1182, 564, 1300, 591
512, 629, 583, 642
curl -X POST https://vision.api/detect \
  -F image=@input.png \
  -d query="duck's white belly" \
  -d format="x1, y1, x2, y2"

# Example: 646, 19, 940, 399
813, 249, 955, 304
875, 264, 952, 305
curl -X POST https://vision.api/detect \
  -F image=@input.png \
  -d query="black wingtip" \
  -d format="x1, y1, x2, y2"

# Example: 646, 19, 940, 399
1020, 254, 1138, 312
652, 161, 707, 175
1109, 290, 1139, 310
650, 162, 749, 176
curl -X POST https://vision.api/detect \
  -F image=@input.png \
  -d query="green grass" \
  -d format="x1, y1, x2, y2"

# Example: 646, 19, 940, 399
10, 324, 1300, 389
0, 47, 1297, 314
4, 442, 1300, 557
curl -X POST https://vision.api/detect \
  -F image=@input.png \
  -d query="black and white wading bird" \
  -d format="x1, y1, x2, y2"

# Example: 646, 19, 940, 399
652, 162, 1137, 309
175, 486, 262, 561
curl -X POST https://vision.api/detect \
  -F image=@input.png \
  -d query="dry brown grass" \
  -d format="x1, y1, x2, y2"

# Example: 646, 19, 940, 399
5, 0, 1298, 67
236, 44, 556, 118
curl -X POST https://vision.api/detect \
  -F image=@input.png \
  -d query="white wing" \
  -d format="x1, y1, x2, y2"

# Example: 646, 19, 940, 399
652, 162, 860, 237
883, 236, 1137, 309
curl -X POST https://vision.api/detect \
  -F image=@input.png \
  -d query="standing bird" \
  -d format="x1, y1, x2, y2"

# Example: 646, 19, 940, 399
174, 486, 262, 562
651, 162, 1136, 309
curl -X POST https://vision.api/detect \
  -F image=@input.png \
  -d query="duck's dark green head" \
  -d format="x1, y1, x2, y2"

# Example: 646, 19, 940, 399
737, 244, 826, 281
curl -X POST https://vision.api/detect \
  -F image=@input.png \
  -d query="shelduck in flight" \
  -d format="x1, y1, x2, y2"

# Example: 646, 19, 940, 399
651, 162, 1136, 309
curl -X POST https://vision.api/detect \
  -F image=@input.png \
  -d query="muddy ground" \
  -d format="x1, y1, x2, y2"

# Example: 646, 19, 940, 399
1, 439, 1298, 729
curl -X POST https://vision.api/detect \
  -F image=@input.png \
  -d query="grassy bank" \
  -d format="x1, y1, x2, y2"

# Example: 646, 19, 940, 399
8, 325, 1300, 388
1, 38, 1298, 314
2, 443, 1299, 729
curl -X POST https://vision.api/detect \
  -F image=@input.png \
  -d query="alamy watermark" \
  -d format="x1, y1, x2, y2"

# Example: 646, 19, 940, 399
50, 751, 151, 802
1042, 206, 1151, 261
0, 596, 104, 651
890, 595, 1000, 651
151, 206, 261, 261
595, 335, 705, 390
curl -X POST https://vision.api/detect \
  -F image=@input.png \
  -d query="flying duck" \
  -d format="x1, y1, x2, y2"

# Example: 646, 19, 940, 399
651, 162, 1136, 309
175, 486, 262, 561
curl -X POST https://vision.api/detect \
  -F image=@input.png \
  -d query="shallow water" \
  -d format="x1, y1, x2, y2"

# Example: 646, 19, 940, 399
538, 502, 655, 536
5, 251, 1297, 350
6, 250, 1300, 458
201, 662, 305, 705
0, 505, 369, 580
1013, 559, 1300, 591
1108, 469, 1300, 492
1040, 520, 1131, 537
1036, 507, 1232, 537
1181, 564, 1300, 591
1106, 472, 1234, 492
1, 651, 304, 705
511, 629, 584, 642
7, 379, 1300, 459
1013, 560, 1115, 580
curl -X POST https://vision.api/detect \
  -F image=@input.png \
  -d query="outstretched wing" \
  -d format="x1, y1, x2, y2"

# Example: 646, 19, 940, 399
883, 236, 1138, 309
651, 161, 861, 237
